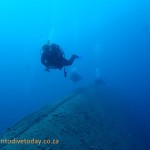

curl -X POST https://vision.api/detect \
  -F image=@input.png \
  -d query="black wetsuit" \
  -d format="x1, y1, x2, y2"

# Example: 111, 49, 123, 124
41, 51, 77, 69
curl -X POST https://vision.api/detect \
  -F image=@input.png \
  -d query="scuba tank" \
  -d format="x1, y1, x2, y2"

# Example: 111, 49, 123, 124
40, 40, 51, 54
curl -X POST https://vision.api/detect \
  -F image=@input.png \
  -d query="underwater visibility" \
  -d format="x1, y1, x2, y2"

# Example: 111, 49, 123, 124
0, 0, 150, 149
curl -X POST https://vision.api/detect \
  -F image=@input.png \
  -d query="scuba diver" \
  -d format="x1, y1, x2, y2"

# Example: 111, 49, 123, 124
70, 67, 82, 83
41, 41, 79, 77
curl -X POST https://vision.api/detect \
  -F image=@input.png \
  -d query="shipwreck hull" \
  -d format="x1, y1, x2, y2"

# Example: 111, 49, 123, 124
0, 85, 142, 150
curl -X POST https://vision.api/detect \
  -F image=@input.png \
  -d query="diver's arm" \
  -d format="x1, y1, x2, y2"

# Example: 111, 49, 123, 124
45, 66, 50, 72
41, 53, 49, 67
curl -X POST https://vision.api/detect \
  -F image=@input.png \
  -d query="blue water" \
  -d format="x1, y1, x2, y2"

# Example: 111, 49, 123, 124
0, 0, 150, 149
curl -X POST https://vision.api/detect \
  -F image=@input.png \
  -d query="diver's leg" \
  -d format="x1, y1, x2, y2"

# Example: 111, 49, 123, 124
63, 55, 78, 66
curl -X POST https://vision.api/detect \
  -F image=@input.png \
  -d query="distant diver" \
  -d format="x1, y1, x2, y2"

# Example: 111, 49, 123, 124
41, 40, 79, 77
95, 68, 106, 85
70, 67, 82, 83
